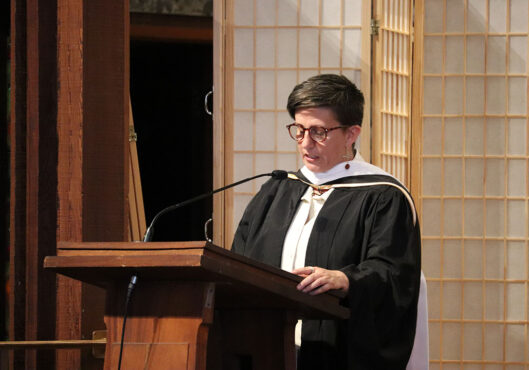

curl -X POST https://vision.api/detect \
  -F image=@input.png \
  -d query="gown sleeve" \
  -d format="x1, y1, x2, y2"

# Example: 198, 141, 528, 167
231, 186, 262, 255
230, 177, 286, 256
340, 186, 421, 358
231, 175, 307, 263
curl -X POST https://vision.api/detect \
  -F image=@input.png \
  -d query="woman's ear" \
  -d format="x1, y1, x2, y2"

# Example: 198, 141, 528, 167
345, 125, 362, 147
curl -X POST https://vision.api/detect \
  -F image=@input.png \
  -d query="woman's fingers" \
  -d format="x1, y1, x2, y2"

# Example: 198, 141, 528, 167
292, 266, 315, 276
295, 267, 349, 294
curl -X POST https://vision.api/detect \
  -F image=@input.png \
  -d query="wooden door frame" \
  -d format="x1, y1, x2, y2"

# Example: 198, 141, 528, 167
361, 0, 373, 162
212, 0, 228, 247
410, 0, 423, 214
370, 0, 417, 192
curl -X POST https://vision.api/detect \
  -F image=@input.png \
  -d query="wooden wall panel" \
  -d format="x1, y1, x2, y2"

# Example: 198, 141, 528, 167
82, 1, 129, 243
9, 1, 28, 368
56, 1, 84, 366
10, 0, 128, 368
212, 0, 227, 246
55, 0, 128, 368
10, 0, 58, 368
25, 0, 58, 366
0, 0, 9, 356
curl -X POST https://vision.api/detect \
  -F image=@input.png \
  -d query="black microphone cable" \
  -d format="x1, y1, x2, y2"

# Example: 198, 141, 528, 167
117, 274, 138, 370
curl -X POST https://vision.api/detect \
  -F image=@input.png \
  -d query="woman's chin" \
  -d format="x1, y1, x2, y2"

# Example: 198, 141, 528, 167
304, 162, 325, 173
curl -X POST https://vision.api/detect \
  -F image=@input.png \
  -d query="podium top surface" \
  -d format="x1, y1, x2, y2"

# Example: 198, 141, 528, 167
45, 241, 349, 320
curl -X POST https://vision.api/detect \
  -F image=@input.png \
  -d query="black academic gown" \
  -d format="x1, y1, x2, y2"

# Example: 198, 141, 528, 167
231, 171, 421, 370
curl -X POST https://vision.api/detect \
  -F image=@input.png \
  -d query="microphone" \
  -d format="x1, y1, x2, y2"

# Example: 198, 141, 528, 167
142, 170, 288, 242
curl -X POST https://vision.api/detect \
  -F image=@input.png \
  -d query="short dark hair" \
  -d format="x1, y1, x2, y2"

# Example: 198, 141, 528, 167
286, 74, 364, 126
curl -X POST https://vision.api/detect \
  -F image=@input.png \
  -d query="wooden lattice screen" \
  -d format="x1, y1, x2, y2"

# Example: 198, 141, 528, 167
214, 1, 529, 367
372, 0, 414, 187
419, 0, 529, 367
226, 0, 372, 244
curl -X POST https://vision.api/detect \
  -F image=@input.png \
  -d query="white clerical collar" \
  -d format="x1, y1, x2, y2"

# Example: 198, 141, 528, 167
300, 152, 393, 185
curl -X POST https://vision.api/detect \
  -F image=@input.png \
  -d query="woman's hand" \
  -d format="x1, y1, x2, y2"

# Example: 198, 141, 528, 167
292, 266, 349, 295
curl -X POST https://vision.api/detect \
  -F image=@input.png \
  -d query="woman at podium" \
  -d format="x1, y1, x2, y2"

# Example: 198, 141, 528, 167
231, 74, 421, 370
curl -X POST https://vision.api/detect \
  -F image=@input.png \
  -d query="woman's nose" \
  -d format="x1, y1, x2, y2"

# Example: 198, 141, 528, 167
299, 132, 315, 148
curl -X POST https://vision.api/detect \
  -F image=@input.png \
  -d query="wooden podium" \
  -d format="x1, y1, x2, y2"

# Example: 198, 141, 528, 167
44, 241, 349, 370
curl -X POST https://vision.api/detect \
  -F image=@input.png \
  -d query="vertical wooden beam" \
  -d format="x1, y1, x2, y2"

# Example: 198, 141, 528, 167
9, 2, 27, 369
212, 0, 226, 246
82, 1, 129, 243
56, 0, 129, 368
223, 0, 235, 248
0, 1, 9, 356
10, 0, 59, 368
360, 0, 372, 161
371, 0, 383, 167
25, 0, 58, 367
410, 0, 423, 216
82, 3, 129, 368
56, 1, 83, 366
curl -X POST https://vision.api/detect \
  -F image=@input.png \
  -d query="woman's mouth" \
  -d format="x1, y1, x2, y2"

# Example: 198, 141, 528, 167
303, 153, 319, 162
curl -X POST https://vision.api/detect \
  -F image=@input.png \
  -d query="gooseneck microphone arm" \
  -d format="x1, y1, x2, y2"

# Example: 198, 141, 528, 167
118, 171, 287, 368
142, 170, 288, 242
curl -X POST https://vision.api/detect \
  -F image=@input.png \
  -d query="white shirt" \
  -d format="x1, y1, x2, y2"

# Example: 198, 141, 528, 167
280, 187, 334, 346
281, 154, 394, 275
281, 155, 391, 346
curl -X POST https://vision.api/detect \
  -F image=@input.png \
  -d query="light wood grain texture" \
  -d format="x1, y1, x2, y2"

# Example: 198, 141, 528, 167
128, 101, 147, 242
411, 0, 423, 218
224, 0, 235, 249
0, 340, 106, 350
213, 0, 227, 247
361, 0, 372, 161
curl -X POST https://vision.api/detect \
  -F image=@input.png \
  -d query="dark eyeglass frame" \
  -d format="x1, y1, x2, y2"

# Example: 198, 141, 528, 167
286, 123, 349, 143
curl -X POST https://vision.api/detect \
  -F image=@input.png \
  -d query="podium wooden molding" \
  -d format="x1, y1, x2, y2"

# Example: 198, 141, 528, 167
45, 241, 349, 370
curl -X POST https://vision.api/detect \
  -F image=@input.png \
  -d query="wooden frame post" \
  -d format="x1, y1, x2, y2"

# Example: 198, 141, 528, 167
10, 1, 29, 368
10, 0, 58, 368
56, 0, 129, 368
10, 0, 129, 368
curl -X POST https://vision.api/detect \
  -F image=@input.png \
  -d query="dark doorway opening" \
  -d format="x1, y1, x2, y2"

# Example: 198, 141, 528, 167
130, 23, 213, 242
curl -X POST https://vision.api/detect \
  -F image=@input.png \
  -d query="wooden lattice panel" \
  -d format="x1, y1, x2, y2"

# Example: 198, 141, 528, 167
419, 0, 529, 367
373, 0, 413, 187
228, 0, 371, 241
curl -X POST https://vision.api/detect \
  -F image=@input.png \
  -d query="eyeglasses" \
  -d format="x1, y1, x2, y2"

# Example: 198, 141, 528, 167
286, 123, 348, 143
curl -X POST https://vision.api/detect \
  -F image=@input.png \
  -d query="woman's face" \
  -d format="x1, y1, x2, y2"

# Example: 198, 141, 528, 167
294, 107, 361, 173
